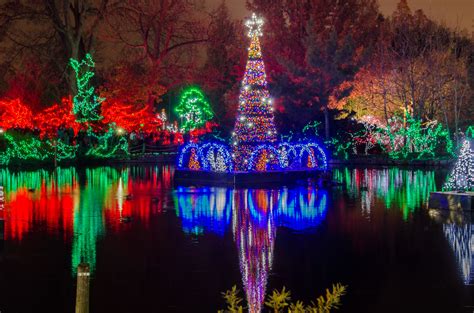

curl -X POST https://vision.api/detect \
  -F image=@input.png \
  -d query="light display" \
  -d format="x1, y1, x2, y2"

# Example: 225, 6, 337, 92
175, 187, 232, 236
35, 97, 81, 137
0, 99, 35, 130
0, 166, 174, 276
187, 148, 201, 170
443, 139, 474, 192
84, 126, 129, 159
375, 114, 454, 160
176, 13, 328, 174
101, 100, 161, 134
174, 186, 327, 311
69, 53, 104, 122
0, 132, 78, 165
467, 126, 474, 139
232, 14, 278, 170
443, 222, 474, 285
234, 190, 275, 313
175, 86, 214, 132
334, 167, 437, 220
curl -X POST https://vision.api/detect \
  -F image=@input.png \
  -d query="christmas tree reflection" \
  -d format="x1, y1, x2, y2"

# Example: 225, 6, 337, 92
176, 186, 327, 312
442, 217, 474, 285
233, 190, 276, 313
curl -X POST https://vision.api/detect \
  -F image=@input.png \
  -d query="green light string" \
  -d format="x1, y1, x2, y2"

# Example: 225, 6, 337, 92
0, 132, 77, 165
85, 126, 129, 159
69, 53, 104, 122
0, 126, 128, 164
376, 113, 453, 160
175, 86, 214, 132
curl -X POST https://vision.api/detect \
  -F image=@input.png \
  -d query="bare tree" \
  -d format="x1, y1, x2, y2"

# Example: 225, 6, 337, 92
0, 0, 110, 97
103, 0, 209, 90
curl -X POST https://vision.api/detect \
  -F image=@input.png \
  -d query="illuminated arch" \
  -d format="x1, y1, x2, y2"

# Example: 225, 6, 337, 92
305, 142, 328, 169
247, 144, 285, 171
278, 143, 297, 168
177, 143, 203, 169
198, 143, 234, 172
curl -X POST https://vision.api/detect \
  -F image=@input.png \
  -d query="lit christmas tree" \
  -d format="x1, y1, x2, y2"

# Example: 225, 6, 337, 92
188, 148, 200, 170
232, 13, 278, 170
175, 86, 213, 132
444, 139, 474, 191
69, 54, 104, 122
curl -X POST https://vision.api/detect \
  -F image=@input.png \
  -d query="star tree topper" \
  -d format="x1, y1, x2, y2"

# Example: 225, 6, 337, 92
245, 13, 264, 38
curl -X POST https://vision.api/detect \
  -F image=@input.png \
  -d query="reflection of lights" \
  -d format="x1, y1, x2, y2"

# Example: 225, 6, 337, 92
175, 185, 329, 312
443, 222, 474, 285
176, 187, 232, 236
333, 168, 436, 220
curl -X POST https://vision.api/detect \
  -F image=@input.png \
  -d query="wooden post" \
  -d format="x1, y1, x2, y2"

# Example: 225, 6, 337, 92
75, 263, 90, 313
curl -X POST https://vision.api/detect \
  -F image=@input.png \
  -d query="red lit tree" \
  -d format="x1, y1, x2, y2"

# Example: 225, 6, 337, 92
0, 99, 35, 130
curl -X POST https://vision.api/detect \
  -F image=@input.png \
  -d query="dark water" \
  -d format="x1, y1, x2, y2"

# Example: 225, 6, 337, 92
0, 166, 472, 313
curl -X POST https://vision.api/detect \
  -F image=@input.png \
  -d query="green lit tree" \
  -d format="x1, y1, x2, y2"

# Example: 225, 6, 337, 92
69, 53, 104, 122
175, 86, 214, 132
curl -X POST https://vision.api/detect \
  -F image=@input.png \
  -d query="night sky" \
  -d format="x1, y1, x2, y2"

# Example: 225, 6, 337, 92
207, 0, 473, 31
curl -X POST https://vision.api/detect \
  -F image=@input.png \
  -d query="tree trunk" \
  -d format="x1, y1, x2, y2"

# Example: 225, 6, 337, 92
324, 104, 330, 139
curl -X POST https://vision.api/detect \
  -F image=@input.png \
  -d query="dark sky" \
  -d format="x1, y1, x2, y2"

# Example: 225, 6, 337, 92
206, 0, 473, 32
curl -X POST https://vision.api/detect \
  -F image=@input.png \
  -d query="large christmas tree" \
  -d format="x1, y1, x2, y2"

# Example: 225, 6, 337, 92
232, 13, 278, 170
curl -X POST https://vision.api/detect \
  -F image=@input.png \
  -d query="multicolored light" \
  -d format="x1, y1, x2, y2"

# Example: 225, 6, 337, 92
176, 13, 328, 173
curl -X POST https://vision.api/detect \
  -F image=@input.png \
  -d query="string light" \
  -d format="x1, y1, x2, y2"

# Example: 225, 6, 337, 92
176, 13, 328, 173
175, 86, 214, 132
443, 139, 474, 191
69, 54, 104, 122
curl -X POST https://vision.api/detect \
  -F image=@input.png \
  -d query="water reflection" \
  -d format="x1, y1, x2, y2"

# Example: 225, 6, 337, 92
175, 187, 232, 236
0, 166, 173, 276
175, 186, 328, 312
234, 190, 276, 313
334, 168, 437, 219
2, 166, 467, 312
430, 210, 474, 285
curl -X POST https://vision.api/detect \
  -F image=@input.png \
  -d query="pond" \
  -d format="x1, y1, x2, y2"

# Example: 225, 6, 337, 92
0, 166, 472, 312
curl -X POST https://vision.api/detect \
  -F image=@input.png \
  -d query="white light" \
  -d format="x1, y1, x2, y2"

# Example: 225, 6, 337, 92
245, 13, 264, 38
233, 141, 238, 146
0, 128, 4, 134
240, 116, 246, 121
244, 85, 250, 91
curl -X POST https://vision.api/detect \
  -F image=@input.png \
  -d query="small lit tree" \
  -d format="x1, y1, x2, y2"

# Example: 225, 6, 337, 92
175, 86, 214, 132
443, 139, 474, 191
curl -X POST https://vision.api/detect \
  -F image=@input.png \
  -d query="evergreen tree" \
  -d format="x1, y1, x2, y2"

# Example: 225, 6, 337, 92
444, 139, 474, 191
